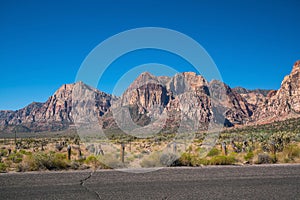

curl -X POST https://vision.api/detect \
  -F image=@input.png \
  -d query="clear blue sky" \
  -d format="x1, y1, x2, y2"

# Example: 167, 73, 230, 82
1, 0, 299, 110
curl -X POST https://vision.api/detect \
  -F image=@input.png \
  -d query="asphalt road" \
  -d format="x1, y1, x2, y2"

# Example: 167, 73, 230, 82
0, 164, 300, 200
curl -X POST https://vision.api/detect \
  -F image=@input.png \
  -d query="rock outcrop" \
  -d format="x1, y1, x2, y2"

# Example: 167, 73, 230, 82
252, 61, 300, 123
232, 87, 270, 107
0, 82, 116, 132
0, 61, 299, 133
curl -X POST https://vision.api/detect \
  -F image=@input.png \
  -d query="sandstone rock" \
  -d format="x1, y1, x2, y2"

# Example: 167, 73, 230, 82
1, 61, 299, 133
252, 61, 300, 123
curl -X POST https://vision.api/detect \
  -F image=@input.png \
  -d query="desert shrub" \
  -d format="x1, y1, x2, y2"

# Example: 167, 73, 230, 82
85, 155, 100, 166
100, 154, 124, 169
209, 155, 236, 165
85, 154, 121, 169
207, 148, 220, 157
244, 151, 254, 161
20, 152, 69, 171
0, 149, 8, 157
140, 152, 162, 168
191, 157, 209, 166
178, 153, 209, 166
0, 163, 7, 173
283, 144, 300, 161
8, 152, 23, 163
178, 152, 193, 166
256, 153, 272, 164
19, 149, 31, 155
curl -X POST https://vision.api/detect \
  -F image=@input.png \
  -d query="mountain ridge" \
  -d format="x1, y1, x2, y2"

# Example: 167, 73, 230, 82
1, 61, 299, 133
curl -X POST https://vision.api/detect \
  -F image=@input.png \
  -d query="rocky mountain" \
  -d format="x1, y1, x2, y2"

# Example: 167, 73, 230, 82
0, 61, 299, 133
0, 82, 116, 132
251, 61, 300, 123
232, 87, 271, 107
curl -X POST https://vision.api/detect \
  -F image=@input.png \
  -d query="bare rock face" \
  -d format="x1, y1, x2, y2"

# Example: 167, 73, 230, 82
0, 82, 116, 132
115, 71, 255, 133
1, 61, 299, 133
209, 80, 254, 125
232, 87, 270, 107
252, 61, 300, 123
121, 72, 170, 117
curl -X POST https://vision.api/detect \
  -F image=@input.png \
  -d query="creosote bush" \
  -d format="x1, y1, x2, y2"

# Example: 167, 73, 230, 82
207, 148, 220, 157
19, 152, 69, 171
209, 155, 236, 165
244, 151, 254, 162
284, 144, 300, 160
0, 163, 7, 173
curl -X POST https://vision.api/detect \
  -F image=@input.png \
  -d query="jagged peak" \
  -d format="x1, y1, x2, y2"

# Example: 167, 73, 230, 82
294, 60, 300, 67
281, 61, 300, 85
140, 71, 154, 77
292, 60, 300, 73
209, 79, 225, 86
182, 71, 196, 76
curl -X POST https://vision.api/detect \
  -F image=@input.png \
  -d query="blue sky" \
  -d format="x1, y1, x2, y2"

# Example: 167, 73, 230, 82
0, 0, 299, 110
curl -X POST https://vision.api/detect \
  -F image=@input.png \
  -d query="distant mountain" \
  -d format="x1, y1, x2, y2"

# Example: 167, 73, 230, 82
0, 61, 299, 133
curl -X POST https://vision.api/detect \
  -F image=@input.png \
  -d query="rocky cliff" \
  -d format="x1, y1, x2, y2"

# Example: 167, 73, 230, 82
112, 71, 255, 133
252, 61, 300, 123
0, 61, 299, 133
232, 87, 270, 107
0, 82, 116, 132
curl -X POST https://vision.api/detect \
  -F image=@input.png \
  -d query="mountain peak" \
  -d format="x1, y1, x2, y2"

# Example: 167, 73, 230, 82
182, 72, 197, 77
1, 61, 300, 133
137, 71, 155, 80
292, 60, 300, 73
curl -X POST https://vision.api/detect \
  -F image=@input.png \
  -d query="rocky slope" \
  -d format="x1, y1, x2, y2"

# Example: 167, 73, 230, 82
0, 82, 116, 132
107, 71, 255, 133
251, 61, 300, 123
0, 61, 299, 133
232, 87, 271, 107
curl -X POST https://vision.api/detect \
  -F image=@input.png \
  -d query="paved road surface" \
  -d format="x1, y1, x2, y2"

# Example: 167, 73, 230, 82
0, 164, 300, 200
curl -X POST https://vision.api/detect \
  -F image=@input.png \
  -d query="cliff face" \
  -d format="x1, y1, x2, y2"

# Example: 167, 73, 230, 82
0, 82, 116, 132
116, 71, 255, 132
232, 87, 270, 108
252, 61, 300, 123
1, 61, 299, 133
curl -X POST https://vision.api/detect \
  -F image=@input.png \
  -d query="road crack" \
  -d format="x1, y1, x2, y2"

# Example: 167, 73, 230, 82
80, 171, 101, 199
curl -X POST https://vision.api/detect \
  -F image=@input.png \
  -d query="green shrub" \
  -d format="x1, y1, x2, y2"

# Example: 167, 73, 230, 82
0, 149, 8, 157
191, 157, 209, 166
19, 149, 31, 155
207, 148, 220, 157
21, 152, 69, 171
8, 152, 23, 163
0, 163, 7, 173
244, 151, 254, 161
178, 153, 193, 166
178, 153, 210, 166
85, 155, 99, 165
284, 144, 300, 160
209, 155, 236, 165
85, 154, 121, 169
